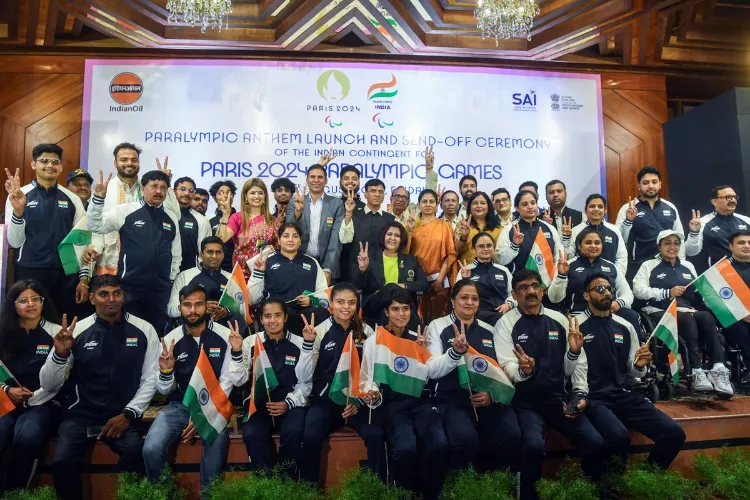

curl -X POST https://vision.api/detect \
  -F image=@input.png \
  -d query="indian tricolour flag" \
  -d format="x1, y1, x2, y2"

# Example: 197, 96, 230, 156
371, 326, 431, 397
303, 287, 333, 310
653, 300, 680, 385
218, 263, 252, 325
246, 334, 279, 420
693, 257, 750, 327
525, 229, 556, 287
0, 362, 18, 417
182, 349, 233, 445
329, 332, 365, 406
58, 216, 92, 276
457, 346, 515, 405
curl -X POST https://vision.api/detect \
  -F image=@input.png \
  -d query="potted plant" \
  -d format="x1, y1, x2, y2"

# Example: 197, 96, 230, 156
204, 469, 320, 500
536, 459, 598, 500
116, 468, 184, 500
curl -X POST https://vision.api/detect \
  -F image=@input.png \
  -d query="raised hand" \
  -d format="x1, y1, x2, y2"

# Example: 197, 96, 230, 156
634, 343, 652, 368
254, 252, 267, 272
436, 183, 445, 200
458, 259, 471, 279
345, 189, 356, 217
561, 216, 573, 237
625, 197, 638, 221
301, 313, 317, 342
4, 168, 25, 216
557, 248, 569, 276
567, 315, 583, 354
93, 170, 112, 198
53, 314, 77, 358
496, 303, 512, 314
689, 209, 702, 233
513, 343, 535, 376
357, 241, 370, 271
155, 156, 172, 180
318, 147, 338, 167
451, 322, 468, 354
159, 338, 176, 371
542, 208, 554, 225
405, 206, 417, 232
228, 320, 243, 351
459, 214, 471, 239
512, 221, 524, 245
294, 186, 306, 216
424, 145, 435, 171
415, 325, 426, 348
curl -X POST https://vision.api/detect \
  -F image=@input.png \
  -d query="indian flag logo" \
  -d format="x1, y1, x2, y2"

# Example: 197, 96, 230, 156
184, 221, 194, 229
302, 263, 311, 271
162, 222, 172, 230
482, 339, 493, 348
209, 347, 221, 358
614, 333, 624, 344
549, 331, 559, 340
36, 345, 50, 355
57, 200, 69, 208
604, 235, 613, 244
367, 74, 398, 100
285, 355, 296, 366
126, 337, 138, 347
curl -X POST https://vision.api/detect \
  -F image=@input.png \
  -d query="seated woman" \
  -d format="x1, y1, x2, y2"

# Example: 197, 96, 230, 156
456, 232, 515, 327
426, 279, 521, 474
548, 226, 641, 334
300, 283, 386, 485
353, 222, 429, 322
0, 280, 63, 492
634, 230, 732, 395
360, 287, 467, 499
249, 222, 330, 332
232, 299, 313, 477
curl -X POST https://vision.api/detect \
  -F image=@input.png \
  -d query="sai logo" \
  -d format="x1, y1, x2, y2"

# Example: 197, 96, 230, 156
110, 73, 143, 105
317, 70, 350, 101
393, 356, 409, 373
472, 357, 489, 374
324, 116, 343, 128
367, 74, 398, 100
512, 90, 537, 108
372, 113, 393, 128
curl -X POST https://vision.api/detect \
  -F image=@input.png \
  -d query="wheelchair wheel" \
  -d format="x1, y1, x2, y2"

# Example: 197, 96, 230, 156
657, 378, 675, 401
647, 383, 660, 403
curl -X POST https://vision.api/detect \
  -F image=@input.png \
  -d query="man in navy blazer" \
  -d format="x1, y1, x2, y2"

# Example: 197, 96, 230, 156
286, 165, 345, 284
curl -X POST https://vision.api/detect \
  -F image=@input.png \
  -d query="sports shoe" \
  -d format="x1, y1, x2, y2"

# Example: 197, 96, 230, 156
692, 369, 713, 392
708, 366, 734, 396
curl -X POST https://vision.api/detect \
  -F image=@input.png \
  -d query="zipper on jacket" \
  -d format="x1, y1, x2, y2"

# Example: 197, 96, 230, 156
121, 254, 127, 278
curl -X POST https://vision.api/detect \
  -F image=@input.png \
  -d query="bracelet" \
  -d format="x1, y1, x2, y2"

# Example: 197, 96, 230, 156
160, 368, 174, 375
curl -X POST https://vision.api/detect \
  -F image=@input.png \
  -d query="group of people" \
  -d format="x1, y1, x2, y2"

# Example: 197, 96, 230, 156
1, 141, 750, 499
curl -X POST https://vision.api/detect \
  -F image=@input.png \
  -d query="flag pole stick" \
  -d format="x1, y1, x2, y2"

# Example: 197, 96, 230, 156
465, 376, 479, 422
266, 383, 275, 426
0, 360, 23, 390
369, 406, 372, 425
345, 393, 349, 425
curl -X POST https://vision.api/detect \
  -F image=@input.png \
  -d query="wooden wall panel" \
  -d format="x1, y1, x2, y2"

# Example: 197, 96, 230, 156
0, 58, 667, 221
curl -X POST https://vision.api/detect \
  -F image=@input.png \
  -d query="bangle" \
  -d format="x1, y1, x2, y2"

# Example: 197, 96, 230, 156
160, 368, 174, 375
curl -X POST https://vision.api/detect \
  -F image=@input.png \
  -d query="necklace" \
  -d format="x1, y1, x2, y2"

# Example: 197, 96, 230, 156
249, 214, 267, 251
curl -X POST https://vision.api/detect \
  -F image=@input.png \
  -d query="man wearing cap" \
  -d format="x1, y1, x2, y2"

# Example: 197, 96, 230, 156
66, 169, 93, 210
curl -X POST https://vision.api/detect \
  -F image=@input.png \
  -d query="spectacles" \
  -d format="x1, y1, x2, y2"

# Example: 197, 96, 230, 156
587, 285, 616, 295
16, 296, 44, 306
715, 195, 738, 202
496, 197, 510, 204
176, 187, 196, 194
35, 159, 61, 166
517, 283, 541, 293
392, 194, 409, 201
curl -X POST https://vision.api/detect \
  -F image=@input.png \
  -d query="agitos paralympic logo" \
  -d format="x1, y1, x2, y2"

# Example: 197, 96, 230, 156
109, 72, 144, 112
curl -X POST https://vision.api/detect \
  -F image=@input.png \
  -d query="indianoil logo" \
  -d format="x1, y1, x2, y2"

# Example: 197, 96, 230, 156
109, 73, 143, 105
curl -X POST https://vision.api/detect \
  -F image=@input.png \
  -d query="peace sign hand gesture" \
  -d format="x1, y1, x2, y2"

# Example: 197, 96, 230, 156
357, 242, 370, 271
405, 206, 417, 232
689, 209, 702, 233
512, 221, 525, 245
424, 146, 435, 171
254, 252, 267, 272
318, 147, 338, 167
625, 197, 638, 222
4, 168, 25, 216
294, 186, 307, 217
567, 315, 583, 354
301, 314, 317, 342
155, 156, 172, 180
228, 320, 243, 351
436, 183, 445, 201
160, 338, 176, 371
561, 216, 573, 237
458, 259, 471, 279
459, 214, 472, 239
513, 343, 535, 376
557, 248, 569, 276
345, 189, 356, 217
53, 314, 78, 358
415, 325, 426, 348
451, 322, 468, 354
542, 208, 554, 225
93, 170, 112, 198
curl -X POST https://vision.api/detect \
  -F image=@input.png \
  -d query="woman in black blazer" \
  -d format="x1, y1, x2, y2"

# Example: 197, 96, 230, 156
352, 221, 429, 321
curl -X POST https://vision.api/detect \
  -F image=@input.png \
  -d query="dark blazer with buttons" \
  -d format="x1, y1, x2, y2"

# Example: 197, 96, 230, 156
286, 194, 345, 278
352, 251, 429, 307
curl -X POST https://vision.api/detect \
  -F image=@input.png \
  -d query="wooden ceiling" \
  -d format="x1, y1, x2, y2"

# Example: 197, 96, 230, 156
1, 0, 748, 70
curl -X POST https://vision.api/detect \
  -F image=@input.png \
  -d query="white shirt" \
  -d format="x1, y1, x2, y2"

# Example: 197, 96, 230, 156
307, 194, 324, 259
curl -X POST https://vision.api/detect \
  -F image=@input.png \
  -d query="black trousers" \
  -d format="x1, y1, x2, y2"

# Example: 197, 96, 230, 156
299, 396, 386, 485
381, 398, 449, 500
721, 320, 750, 362
51, 418, 144, 500
650, 310, 724, 371
587, 391, 685, 473
437, 401, 521, 472
285, 306, 330, 335
515, 398, 604, 500
15, 266, 73, 319
122, 286, 170, 336
242, 406, 306, 476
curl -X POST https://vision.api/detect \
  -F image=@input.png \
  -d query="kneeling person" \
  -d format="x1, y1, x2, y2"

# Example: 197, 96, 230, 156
233, 299, 314, 475
143, 284, 235, 491
40, 275, 160, 500
580, 273, 685, 472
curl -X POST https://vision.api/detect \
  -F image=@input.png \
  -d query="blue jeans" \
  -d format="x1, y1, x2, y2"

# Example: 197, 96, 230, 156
142, 402, 229, 491
0, 402, 60, 492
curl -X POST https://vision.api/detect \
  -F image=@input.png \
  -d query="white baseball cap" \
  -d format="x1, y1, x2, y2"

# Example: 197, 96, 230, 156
656, 229, 683, 245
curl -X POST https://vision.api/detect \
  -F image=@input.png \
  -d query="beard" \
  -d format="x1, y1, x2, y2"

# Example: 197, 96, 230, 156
591, 297, 612, 312
183, 314, 206, 327
117, 167, 139, 179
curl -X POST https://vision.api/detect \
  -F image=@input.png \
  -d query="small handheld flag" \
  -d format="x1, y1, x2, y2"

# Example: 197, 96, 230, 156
182, 349, 233, 446
218, 263, 253, 325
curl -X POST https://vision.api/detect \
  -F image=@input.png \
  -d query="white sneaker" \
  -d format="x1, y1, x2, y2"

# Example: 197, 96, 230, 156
708, 366, 734, 396
692, 369, 713, 392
